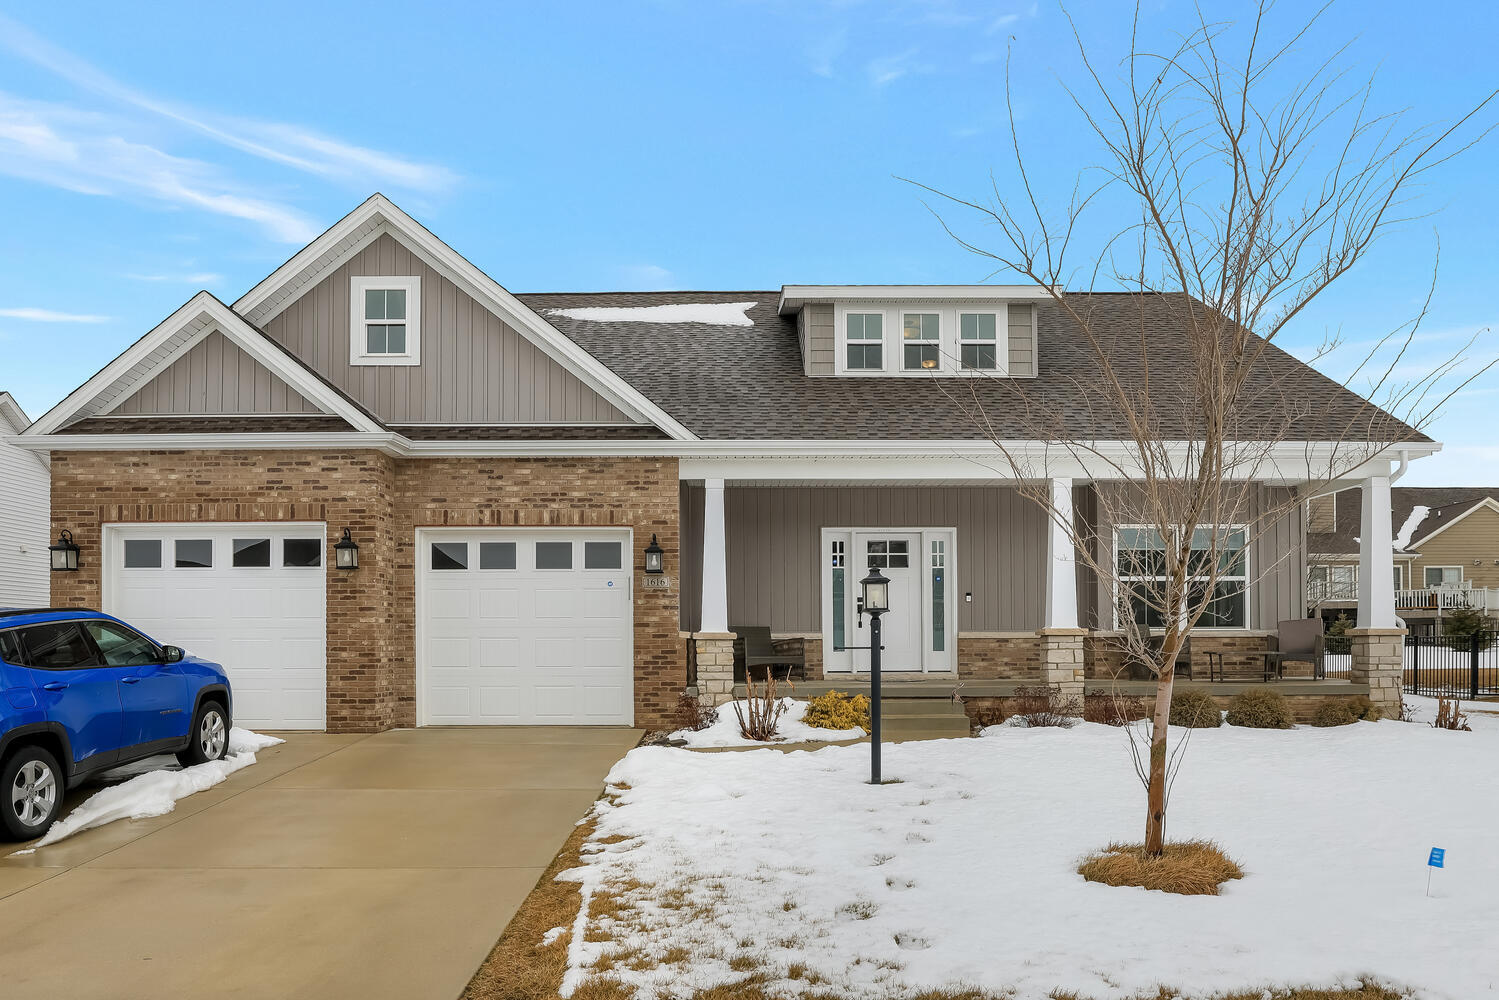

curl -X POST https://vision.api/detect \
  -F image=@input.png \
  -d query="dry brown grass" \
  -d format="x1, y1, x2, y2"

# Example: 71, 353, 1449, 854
1078, 841, 1245, 896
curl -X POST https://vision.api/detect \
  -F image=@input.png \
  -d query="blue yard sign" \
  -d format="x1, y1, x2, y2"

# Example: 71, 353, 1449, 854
1429, 848, 1446, 869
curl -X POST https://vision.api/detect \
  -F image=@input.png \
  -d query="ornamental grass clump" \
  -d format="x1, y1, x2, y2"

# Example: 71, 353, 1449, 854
1078, 840, 1244, 896
1226, 688, 1295, 729
1310, 699, 1359, 727
1168, 687, 1222, 728
801, 690, 870, 732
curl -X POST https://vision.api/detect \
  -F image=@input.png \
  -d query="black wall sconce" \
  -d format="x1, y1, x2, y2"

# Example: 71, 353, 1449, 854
49, 530, 80, 572
643, 534, 664, 575
334, 528, 360, 571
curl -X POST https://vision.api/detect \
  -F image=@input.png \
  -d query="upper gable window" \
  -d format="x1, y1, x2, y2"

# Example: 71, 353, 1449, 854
959, 312, 999, 370
901, 312, 940, 371
350, 275, 421, 366
845, 313, 884, 370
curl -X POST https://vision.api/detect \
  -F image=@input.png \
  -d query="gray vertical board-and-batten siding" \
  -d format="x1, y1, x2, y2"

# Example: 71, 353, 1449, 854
260, 233, 634, 425
112, 331, 322, 415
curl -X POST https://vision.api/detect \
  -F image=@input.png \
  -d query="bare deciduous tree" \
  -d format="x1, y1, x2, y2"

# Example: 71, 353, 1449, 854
908, 2, 1495, 855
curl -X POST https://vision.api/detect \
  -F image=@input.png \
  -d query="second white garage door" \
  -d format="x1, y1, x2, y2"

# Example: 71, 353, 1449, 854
417, 528, 634, 725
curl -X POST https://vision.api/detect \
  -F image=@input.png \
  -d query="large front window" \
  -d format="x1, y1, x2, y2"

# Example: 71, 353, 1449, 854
1117, 526, 1248, 628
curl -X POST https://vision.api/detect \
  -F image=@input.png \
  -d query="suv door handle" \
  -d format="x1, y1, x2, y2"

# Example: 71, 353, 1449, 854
41, 682, 68, 692
121, 676, 141, 684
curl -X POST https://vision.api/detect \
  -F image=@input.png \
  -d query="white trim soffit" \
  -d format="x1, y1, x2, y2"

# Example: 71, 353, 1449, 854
778, 284, 1055, 314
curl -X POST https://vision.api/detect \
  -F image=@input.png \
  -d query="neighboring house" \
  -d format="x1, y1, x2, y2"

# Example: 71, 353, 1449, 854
1308, 487, 1499, 630
0, 393, 50, 606
13, 195, 1428, 732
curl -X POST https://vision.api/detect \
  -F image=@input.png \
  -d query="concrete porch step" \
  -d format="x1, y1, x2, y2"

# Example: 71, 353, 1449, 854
879, 713, 972, 736
879, 697, 965, 716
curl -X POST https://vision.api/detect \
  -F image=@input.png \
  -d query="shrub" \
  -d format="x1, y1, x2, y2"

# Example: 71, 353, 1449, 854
1077, 840, 1244, 895
802, 690, 870, 731
1326, 613, 1354, 655
1168, 687, 1222, 728
673, 691, 718, 732
1432, 698, 1472, 731
1310, 699, 1358, 727
1443, 607, 1496, 648
1006, 685, 1081, 728
1348, 695, 1383, 722
733, 673, 790, 741
1083, 692, 1149, 726
1226, 688, 1295, 729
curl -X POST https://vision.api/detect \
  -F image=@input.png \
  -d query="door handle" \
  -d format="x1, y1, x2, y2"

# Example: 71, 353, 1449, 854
121, 676, 142, 684
42, 682, 68, 692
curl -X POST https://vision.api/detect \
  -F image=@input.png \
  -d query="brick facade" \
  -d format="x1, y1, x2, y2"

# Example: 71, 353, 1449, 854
50, 449, 684, 732
1084, 633, 1277, 680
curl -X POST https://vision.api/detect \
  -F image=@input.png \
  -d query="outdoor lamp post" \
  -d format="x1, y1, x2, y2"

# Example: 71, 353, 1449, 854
333, 528, 360, 571
859, 563, 890, 784
49, 530, 80, 572
643, 534, 664, 575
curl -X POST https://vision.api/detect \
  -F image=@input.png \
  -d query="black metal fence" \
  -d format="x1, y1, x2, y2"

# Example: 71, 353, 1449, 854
1406, 631, 1499, 699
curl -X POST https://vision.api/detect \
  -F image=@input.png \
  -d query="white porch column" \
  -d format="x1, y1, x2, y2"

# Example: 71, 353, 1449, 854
700, 478, 729, 634
1044, 477, 1079, 629
1357, 474, 1397, 629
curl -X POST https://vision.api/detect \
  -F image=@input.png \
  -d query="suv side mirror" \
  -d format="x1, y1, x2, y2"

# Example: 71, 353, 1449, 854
162, 645, 185, 664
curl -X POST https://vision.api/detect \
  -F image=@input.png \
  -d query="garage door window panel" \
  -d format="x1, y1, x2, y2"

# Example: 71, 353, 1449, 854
233, 538, 272, 568
283, 538, 322, 568
174, 539, 213, 569
123, 539, 162, 569
584, 542, 622, 569
536, 542, 573, 570
479, 542, 516, 570
432, 542, 469, 570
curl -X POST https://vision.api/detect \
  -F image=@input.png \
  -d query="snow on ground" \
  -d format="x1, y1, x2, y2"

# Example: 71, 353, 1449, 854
564, 718, 1499, 999
544, 302, 756, 326
668, 698, 865, 747
12, 729, 284, 852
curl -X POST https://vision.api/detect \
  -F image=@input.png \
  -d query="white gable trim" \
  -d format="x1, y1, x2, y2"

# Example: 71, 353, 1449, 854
1407, 496, 1499, 550
0, 392, 30, 434
23, 292, 382, 436
233, 194, 696, 440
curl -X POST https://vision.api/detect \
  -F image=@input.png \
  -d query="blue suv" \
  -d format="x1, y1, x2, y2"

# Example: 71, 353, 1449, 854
0, 608, 232, 841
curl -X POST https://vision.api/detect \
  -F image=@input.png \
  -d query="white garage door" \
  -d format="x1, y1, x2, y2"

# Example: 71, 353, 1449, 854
103, 523, 328, 730
418, 528, 634, 725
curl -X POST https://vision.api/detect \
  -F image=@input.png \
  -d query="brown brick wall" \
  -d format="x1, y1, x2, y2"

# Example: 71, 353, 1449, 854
958, 635, 1042, 680
1084, 633, 1275, 680
50, 450, 684, 732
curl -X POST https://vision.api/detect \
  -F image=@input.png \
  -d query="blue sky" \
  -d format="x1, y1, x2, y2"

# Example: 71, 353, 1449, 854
0, 0, 1493, 484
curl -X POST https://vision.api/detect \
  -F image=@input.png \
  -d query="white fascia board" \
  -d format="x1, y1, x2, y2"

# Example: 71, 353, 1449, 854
0, 392, 30, 433
233, 195, 697, 441
1407, 496, 1499, 550
778, 284, 1054, 314
22, 292, 382, 436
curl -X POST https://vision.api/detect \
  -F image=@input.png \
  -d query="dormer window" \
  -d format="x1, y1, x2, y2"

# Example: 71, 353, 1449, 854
350, 275, 421, 366
959, 312, 999, 370
902, 312, 940, 370
846, 313, 884, 370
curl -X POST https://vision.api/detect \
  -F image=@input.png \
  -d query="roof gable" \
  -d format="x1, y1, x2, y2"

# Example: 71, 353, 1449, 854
0, 393, 29, 434
107, 330, 322, 416
1409, 496, 1499, 550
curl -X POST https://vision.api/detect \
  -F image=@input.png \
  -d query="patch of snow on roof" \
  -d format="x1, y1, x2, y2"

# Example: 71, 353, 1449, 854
545, 302, 756, 327
1394, 505, 1430, 550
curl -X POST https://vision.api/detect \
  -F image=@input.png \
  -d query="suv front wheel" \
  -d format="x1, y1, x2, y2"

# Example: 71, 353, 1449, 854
1, 745, 63, 841
177, 701, 229, 767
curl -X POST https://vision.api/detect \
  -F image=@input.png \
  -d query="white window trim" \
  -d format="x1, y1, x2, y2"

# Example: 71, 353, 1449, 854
842, 309, 887, 373
832, 302, 1016, 377
957, 309, 1008, 375
1112, 524, 1251, 631
1423, 565, 1464, 588
350, 275, 422, 366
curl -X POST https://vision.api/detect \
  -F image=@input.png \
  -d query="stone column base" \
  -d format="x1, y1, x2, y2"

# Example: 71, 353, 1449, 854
1350, 628, 1405, 719
1037, 628, 1087, 713
692, 632, 738, 707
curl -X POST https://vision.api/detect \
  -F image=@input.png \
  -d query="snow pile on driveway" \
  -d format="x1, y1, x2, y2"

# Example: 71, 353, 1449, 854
16, 728, 284, 852
668, 698, 865, 747
565, 716, 1498, 999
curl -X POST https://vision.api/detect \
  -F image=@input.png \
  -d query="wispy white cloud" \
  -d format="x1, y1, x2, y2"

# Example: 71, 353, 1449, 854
0, 307, 111, 322
0, 93, 320, 242
806, 28, 848, 78
125, 272, 224, 284
867, 49, 923, 88
0, 14, 456, 195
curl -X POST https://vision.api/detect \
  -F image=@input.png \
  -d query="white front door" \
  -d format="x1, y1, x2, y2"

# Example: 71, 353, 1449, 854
822, 527, 955, 674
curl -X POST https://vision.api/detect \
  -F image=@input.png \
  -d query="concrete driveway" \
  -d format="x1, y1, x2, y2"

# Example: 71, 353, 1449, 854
0, 727, 639, 1000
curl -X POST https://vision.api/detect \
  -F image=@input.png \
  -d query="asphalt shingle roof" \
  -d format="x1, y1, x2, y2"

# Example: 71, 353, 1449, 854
517, 290, 1427, 444
1311, 487, 1499, 555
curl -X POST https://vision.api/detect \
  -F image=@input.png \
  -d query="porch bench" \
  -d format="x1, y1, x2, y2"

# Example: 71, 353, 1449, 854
731, 625, 805, 683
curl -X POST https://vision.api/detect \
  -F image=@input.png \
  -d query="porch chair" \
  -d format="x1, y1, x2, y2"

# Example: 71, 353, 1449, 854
1263, 618, 1326, 681
1123, 636, 1194, 680
730, 625, 805, 683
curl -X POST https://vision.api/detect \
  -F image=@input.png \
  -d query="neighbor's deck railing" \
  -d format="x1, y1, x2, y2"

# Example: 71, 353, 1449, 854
1310, 582, 1499, 612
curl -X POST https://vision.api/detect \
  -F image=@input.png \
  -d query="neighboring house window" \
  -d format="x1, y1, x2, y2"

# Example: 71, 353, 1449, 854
959, 312, 999, 370
1424, 566, 1463, 588
845, 313, 883, 370
1310, 564, 1357, 600
1117, 526, 1248, 628
902, 313, 940, 370
350, 275, 421, 366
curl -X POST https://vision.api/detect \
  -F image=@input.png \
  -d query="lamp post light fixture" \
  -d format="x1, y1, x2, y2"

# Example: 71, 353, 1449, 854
858, 563, 891, 784
333, 528, 360, 571
643, 534, 664, 575
49, 530, 80, 572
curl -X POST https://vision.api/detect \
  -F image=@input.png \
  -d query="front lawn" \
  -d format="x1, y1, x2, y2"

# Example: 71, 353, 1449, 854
470, 699, 1497, 999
